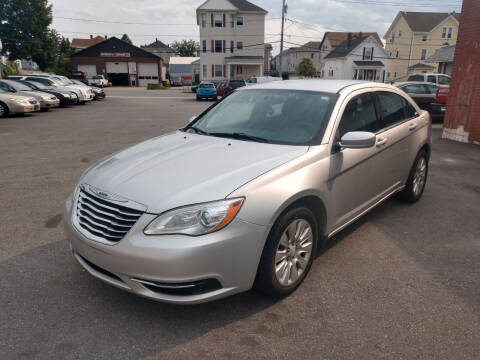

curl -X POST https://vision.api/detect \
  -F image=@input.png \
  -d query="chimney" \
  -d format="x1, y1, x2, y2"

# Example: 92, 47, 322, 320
347, 33, 352, 48
90, 35, 93, 39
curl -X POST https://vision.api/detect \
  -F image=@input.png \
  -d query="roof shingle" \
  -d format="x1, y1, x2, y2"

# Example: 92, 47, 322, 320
401, 12, 460, 32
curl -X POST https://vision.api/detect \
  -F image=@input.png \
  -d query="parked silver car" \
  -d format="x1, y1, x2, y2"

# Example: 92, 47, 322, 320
64, 80, 431, 304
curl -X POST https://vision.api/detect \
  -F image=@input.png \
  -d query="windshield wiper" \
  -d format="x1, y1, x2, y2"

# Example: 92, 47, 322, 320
209, 132, 270, 143
186, 126, 209, 135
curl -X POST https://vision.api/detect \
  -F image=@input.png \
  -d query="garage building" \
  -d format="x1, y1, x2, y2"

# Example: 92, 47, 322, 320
70, 37, 163, 87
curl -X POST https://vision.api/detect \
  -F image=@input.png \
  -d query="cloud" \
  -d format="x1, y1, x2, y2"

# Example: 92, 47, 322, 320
49, 0, 461, 52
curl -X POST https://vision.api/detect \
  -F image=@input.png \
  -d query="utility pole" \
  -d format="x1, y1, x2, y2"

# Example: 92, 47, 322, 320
279, 0, 287, 79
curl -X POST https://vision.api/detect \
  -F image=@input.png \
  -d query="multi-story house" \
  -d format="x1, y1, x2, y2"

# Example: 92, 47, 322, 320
322, 34, 388, 82
196, 0, 267, 81
273, 41, 322, 77
319, 32, 383, 62
141, 39, 176, 67
384, 11, 460, 82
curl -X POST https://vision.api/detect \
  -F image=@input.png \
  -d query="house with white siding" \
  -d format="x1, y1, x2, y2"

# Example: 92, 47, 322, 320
196, 0, 267, 81
322, 35, 388, 82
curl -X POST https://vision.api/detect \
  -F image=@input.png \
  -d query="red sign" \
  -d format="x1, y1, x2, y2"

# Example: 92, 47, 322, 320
100, 52, 131, 58
181, 75, 192, 81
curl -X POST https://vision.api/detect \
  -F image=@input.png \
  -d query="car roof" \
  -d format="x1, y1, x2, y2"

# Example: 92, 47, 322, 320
238, 79, 396, 94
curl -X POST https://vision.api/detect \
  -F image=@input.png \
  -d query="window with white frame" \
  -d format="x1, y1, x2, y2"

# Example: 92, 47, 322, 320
230, 40, 234, 53
364, 47, 372, 59
311, 53, 314, 59
396, 49, 399, 58
202, 40, 206, 53
201, 14, 206, 28
236, 16, 244, 26
398, 30, 402, 37
202, 64, 207, 77
236, 41, 243, 50
214, 64, 223, 77
394, 72, 397, 78
422, 35, 427, 42
442, 27, 452, 39
230, 14, 234, 28
215, 40, 223, 53
421, 49, 427, 60
214, 14, 223, 27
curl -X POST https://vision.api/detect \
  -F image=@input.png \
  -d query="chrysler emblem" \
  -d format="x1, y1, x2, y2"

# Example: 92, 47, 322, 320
80, 184, 128, 202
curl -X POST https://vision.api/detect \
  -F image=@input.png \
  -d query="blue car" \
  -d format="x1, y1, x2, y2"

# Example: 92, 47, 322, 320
196, 83, 218, 101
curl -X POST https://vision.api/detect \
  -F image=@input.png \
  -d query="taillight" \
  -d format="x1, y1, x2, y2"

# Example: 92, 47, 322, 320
227, 86, 232, 90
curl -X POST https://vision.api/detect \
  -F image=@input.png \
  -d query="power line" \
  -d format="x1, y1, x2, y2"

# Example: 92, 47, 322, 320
53, 16, 281, 26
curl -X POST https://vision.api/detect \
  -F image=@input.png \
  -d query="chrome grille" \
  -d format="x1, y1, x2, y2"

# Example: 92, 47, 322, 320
75, 188, 143, 243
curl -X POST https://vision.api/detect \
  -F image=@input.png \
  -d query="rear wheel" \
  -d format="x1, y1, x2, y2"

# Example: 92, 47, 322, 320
0, 102, 9, 117
397, 149, 428, 203
254, 207, 317, 297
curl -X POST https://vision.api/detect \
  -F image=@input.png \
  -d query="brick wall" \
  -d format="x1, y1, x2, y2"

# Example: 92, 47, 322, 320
442, 0, 480, 144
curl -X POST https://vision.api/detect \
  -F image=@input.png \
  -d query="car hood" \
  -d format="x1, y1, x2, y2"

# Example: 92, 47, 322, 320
17, 90, 52, 99
81, 131, 308, 214
0, 93, 32, 101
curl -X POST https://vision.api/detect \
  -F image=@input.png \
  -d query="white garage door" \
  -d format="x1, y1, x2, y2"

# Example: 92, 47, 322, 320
138, 63, 159, 87
106, 62, 128, 73
78, 65, 97, 78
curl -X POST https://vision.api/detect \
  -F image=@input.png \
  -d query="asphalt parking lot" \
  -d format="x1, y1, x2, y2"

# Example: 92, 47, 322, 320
1, 87, 480, 359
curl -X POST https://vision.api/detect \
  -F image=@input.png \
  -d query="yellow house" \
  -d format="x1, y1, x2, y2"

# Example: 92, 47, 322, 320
384, 11, 460, 82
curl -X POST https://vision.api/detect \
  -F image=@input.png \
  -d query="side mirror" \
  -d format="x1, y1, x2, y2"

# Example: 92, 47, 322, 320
188, 115, 197, 124
338, 131, 376, 149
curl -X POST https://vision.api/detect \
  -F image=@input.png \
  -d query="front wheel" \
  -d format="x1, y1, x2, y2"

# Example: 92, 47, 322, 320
397, 149, 429, 203
0, 102, 9, 118
254, 207, 317, 297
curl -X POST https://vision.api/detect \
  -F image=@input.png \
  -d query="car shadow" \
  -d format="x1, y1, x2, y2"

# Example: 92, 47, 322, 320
0, 239, 276, 359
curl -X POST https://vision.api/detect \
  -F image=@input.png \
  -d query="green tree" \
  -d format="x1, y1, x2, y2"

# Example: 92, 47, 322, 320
0, 0, 57, 70
171, 40, 198, 57
3, 60, 20, 76
121, 34, 133, 44
296, 57, 317, 77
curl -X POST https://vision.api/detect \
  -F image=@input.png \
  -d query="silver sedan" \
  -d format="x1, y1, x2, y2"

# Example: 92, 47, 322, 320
64, 80, 431, 304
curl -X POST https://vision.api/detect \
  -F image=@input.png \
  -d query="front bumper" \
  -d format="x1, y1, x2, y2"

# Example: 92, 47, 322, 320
63, 196, 267, 304
40, 99, 60, 109
7, 102, 36, 114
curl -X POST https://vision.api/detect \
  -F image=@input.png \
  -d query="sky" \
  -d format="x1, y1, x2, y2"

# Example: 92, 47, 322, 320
49, 0, 462, 55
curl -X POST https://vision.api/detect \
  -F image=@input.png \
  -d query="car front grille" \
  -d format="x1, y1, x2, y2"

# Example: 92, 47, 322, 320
75, 188, 143, 243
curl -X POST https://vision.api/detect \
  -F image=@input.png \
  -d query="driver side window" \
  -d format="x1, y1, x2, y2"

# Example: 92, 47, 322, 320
337, 93, 379, 138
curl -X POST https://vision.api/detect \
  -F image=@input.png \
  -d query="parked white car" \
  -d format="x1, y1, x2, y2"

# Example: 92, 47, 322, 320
89, 75, 108, 87
246, 76, 282, 85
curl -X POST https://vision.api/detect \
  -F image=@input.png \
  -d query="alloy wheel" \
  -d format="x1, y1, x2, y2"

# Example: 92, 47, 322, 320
412, 157, 427, 196
275, 219, 313, 286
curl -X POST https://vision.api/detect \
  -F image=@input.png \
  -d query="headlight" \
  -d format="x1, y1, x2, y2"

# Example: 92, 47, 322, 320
144, 198, 244, 236
42, 96, 52, 100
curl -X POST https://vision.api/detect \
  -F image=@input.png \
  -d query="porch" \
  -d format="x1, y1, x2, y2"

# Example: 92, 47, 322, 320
353, 61, 385, 82
225, 56, 263, 80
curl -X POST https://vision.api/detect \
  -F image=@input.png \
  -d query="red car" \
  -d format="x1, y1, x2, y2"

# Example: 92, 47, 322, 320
216, 82, 226, 96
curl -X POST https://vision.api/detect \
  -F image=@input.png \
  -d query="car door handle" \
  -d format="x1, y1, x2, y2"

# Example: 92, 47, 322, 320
376, 138, 388, 147
409, 123, 417, 131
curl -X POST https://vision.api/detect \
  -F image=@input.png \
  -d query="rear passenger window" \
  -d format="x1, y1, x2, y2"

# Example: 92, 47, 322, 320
408, 75, 423, 82
427, 75, 437, 83
438, 76, 450, 85
338, 93, 379, 137
377, 92, 407, 128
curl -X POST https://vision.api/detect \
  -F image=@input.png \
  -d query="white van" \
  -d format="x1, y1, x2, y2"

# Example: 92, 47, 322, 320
246, 76, 281, 85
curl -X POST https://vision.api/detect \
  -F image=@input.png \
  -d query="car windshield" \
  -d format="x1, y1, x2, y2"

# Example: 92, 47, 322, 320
28, 81, 48, 89
187, 89, 336, 145
200, 84, 215, 88
8, 81, 32, 91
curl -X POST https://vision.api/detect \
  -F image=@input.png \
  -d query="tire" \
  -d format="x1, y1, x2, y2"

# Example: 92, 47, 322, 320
214, 96, 218, 101
0, 102, 9, 118
41, 108, 49, 112
397, 149, 429, 203
254, 207, 318, 297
